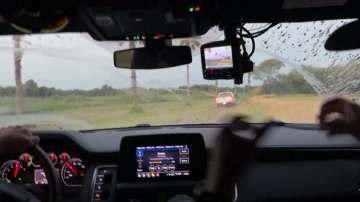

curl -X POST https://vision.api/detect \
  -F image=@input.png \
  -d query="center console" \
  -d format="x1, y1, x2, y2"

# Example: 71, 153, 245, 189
90, 133, 206, 202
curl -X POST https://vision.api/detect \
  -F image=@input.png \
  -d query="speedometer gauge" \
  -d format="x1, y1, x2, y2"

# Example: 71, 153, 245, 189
0, 160, 28, 183
61, 158, 85, 187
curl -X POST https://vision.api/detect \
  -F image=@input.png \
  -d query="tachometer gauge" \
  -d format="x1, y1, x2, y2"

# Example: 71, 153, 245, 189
0, 160, 27, 183
61, 158, 85, 187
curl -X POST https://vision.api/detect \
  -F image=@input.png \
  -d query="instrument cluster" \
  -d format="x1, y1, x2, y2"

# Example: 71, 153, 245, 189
0, 152, 86, 187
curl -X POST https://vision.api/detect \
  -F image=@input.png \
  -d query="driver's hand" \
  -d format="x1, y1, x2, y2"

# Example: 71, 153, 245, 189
0, 126, 39, 155
319, 97, 360, 139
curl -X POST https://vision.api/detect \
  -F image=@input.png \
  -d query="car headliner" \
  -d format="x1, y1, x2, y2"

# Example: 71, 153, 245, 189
0, 0, 359, 39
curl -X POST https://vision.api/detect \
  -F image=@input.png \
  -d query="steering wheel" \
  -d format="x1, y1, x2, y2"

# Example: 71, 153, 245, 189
0, 145, 61, 202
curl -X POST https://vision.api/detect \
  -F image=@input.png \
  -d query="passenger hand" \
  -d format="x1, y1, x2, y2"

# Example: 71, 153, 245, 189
318, 97, 360, 139
0, 126, 39, 155
205, 117, 263, 198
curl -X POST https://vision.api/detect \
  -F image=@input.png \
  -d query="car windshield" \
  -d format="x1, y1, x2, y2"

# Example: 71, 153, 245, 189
0, 19, 359, 130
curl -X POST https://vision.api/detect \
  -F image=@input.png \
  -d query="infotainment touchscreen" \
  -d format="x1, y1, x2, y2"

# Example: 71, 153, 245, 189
136, 145, 190, 178
118, 134, 205, 182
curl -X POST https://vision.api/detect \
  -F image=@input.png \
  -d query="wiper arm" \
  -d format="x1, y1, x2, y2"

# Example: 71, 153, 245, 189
134, 123, 151, 127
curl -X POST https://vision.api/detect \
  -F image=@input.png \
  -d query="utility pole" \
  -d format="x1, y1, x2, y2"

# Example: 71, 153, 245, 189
247, 72, 252, 94
13, 35, 24, 115
179, 39, 197, 97
214, 80, 218, 96
234, 84, 237, 97
129, 41, 138, 105
186, 64, 191, 96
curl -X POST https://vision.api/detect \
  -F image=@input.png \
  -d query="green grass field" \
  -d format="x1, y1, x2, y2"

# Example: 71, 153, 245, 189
0, 93, 324, 129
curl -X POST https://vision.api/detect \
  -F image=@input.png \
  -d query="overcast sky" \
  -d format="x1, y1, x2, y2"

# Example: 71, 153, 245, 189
0, 19, 359, 90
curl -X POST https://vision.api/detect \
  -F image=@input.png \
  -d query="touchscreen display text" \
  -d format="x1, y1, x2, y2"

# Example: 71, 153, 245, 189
136, 145, 190, 178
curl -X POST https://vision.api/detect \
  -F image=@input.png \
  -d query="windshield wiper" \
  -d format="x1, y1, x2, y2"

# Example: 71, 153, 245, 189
134, 123, 151, 127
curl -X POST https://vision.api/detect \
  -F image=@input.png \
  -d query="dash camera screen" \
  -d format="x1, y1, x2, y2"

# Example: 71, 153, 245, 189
204, 46, 233, 69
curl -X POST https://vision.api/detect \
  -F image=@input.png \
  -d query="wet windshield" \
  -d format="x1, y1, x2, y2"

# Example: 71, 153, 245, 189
0, 19, 359, 130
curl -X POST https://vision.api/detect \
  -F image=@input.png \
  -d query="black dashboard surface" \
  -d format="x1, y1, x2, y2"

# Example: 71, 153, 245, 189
29, 124, 360, 202
34, 124, 360, 153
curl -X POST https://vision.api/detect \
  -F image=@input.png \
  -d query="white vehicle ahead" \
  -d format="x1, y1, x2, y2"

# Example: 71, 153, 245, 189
215, 92, 236, 107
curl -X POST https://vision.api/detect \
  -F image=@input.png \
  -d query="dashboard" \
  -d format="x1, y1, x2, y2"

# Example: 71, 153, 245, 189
1, 124, 360, 202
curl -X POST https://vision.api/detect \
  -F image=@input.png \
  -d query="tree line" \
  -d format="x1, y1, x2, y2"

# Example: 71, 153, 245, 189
0, 80, 128, 97
0, 73, 316, 98
5, 58, 357, 98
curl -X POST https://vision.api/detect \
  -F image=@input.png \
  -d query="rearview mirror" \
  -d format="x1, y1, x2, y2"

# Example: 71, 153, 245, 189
114, 46, 192, 69
325, 20, 360, 51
